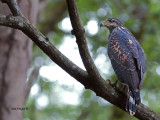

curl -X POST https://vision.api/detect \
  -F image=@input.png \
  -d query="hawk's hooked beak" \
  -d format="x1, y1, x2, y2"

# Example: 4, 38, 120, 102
100, 22, 104, 27
100, 21, 109, 28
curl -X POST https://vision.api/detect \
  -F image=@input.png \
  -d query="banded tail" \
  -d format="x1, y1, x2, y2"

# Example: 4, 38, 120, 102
126, 89, 141, 115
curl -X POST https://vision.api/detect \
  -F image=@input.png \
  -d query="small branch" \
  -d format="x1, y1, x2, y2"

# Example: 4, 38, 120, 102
66, 0, 105, 94
2, 0, 23, 16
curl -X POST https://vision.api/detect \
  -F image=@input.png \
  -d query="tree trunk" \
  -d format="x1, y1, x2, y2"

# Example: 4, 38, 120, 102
0, 0, 39, 120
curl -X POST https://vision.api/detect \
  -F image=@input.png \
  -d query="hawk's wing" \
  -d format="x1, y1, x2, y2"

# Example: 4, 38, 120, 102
122, 27, 145, 72
108, 27, 145, 90
122, 27, 146, 88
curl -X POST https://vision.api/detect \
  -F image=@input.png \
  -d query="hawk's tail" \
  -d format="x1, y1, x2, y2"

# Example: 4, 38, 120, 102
126, 90, 141, 115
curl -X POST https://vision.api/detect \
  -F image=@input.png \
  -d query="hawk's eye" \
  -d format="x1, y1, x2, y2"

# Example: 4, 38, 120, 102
108, 19, 114, 23
108, 19, 112, 22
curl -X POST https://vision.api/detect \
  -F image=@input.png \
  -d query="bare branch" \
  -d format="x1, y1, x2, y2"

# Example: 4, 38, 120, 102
1, 0, 23, 16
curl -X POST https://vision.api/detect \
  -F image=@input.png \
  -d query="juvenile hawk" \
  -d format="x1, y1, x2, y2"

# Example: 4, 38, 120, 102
100, 18, 145, 115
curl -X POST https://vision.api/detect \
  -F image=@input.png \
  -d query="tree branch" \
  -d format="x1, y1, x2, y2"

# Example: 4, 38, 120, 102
0, 0, 159, 120
66, 0, 106, 95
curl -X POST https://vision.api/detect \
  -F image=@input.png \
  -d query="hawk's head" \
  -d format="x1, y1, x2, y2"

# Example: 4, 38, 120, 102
100, 18, 123, 31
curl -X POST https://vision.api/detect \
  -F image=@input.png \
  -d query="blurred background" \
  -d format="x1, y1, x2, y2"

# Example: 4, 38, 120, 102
24, 0, 160, 120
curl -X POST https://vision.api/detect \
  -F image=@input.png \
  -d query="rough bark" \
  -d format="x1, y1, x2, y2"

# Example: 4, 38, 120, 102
0, 0, 39, 120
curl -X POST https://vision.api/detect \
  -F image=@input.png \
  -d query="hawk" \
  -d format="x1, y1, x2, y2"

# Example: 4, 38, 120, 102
100, 18, 145, 115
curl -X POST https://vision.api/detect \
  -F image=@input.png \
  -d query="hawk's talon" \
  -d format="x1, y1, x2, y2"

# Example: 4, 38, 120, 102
108, 79, 118, 88
108, 80, 122, 93
107, 79, 121, 92
121, 83, 129, 96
